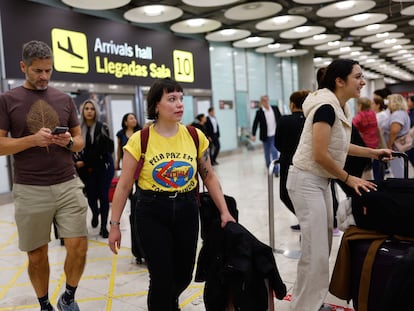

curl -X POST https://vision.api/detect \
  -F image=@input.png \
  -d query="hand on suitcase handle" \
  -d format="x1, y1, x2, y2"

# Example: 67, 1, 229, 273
379, 151, 406, 161
376, 149, 394, 161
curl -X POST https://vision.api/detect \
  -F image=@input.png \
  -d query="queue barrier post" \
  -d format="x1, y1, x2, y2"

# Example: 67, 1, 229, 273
268, 159, 301, 259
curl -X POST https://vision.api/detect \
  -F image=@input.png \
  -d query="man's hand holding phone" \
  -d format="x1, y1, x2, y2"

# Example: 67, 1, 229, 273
50, 126, 72, 149
51, 126, 69, 135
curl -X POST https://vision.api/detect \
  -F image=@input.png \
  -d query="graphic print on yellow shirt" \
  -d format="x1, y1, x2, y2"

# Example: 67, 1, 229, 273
124, 124, 209, 192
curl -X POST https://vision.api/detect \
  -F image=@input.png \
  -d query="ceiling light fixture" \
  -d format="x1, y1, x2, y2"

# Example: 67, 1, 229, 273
353, 14, 370, 22
336, 1, 355, 10
268, 43, 281, 49
313, 34, 327, 40
295, 26, 311, 33
384, 38, 397, 44
246, 37, 261, 43
244, 3, 261, 10
143, 5, 164, 16
366, 24, 380, 31
220, 29, 236, 36
376, 32, 389, 38
187, 19, 205, 27
272, 16, 290, 24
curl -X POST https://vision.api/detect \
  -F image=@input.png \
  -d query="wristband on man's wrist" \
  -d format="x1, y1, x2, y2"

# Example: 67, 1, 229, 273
65, 137, 74, 150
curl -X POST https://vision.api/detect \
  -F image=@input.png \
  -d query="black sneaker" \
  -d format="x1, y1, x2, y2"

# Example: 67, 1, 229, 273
100, 227, 109, 238
91, 214, 99, 228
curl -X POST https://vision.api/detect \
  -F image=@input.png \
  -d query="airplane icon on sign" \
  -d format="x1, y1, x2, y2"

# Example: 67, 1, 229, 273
57, 37, 83, 60
51, 28, 89, 73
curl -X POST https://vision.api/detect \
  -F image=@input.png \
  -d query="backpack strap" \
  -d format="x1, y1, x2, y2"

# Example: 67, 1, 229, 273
186, 125, 201, 196
133, 126, 150, 180
186, 125, 199, 152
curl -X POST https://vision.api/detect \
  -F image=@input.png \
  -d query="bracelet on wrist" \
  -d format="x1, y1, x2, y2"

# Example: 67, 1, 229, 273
344, 173, 350, 184
110, 220, 120, 226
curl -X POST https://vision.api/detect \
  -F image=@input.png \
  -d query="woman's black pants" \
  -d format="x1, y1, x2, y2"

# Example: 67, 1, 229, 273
135, 191, 199, 311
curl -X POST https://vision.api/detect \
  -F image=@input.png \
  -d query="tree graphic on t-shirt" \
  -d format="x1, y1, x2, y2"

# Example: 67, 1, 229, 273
27, 99, 59, 151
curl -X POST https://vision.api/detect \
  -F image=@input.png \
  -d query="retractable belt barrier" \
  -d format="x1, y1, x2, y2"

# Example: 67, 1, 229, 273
268, 159, 301, 259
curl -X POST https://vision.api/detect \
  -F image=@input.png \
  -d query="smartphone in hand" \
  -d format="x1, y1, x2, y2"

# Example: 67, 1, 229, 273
51, 126, 69, 135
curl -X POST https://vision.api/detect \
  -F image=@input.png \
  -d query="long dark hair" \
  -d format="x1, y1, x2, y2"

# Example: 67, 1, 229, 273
319, 59, 359, 92
121, 113, 141, 132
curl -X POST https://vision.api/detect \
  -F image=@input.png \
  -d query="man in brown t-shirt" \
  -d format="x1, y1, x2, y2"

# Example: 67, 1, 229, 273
0, 40, 87, 311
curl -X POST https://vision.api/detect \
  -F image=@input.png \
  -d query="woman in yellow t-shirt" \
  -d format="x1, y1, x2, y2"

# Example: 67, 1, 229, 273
108, 78, 235, 311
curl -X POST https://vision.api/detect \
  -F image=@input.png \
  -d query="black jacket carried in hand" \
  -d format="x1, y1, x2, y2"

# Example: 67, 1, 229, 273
195, 221, 287, 310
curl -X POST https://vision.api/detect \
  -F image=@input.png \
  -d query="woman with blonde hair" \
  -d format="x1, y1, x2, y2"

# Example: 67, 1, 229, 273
384, 93, 411, 177
74, 99, 115, 238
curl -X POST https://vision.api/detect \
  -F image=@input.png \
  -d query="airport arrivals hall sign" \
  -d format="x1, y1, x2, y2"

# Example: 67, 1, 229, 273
0, 1, 211, 89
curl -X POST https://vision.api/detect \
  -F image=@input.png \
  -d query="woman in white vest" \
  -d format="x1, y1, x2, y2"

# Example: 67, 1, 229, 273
286, 59, 392, 311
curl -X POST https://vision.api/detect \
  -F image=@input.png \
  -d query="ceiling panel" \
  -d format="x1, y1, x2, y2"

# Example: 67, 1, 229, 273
27, 0, 414, 81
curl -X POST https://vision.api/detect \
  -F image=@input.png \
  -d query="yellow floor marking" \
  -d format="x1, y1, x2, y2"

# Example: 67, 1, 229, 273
106, 253, 118, 311
0, 259, 28, 301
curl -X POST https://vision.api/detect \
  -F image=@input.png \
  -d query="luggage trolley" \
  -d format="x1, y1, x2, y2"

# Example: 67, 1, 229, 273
268, 159, 301, 259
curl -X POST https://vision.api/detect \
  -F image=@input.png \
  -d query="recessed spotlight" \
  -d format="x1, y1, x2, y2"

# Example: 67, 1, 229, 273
295, 26, 310, 33
143, 5, 164, 17
187, 19, 205, 27
220, 29, 236, 36
268, 43, 281, 49
243, 3, 261, 10
384, 38, 397, 44
336, 1, 355, 10
246, 37, 261, 43
328, 41, 340, 46
313, 34, 327, 40
376, 32, 389, 38
353, 14, 369, 22
272, 16, 289, 24
366, 24, 380, 31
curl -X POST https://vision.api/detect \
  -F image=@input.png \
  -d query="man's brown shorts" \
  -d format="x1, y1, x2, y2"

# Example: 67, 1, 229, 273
13, 177, 88, 252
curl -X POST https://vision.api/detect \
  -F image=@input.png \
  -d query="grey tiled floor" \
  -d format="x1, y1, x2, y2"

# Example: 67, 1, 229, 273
0, 148, 356, 311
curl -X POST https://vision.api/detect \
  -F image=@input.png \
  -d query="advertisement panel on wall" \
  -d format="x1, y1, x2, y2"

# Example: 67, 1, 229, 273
0, 1, 211, 89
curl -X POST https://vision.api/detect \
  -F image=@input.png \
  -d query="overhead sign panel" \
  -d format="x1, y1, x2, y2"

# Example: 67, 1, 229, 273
0, 1, 211, 89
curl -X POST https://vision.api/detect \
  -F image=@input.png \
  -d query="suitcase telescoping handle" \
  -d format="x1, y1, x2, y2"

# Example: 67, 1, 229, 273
378, 151, 409, 180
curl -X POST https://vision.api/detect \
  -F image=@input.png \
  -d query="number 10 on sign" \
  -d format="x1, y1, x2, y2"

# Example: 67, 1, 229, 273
173, 50, 194, 83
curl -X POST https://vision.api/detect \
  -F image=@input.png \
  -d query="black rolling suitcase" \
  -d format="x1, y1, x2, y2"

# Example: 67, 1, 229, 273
348, 152, 414, 311
351, 152, 414, 236
350, 238, 414, 311
382, 246, 414, 310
